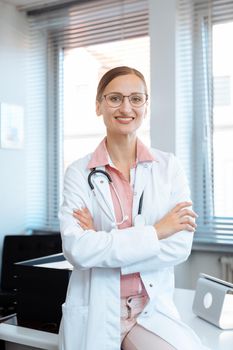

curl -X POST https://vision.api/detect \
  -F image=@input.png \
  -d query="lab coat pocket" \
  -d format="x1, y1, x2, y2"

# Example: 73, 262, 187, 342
61, 303, 88, 350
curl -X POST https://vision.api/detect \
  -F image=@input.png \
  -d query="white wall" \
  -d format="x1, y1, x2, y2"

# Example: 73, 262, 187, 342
149, 0, 177, 153
175, 250, 223, 289
0, 2, 28, 261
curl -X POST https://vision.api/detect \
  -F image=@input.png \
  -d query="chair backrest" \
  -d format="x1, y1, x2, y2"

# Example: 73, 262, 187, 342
1, 233, 62, 291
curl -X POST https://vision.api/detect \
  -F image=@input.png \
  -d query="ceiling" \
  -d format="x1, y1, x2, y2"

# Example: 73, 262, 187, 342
2, 0, 66, 10
3, 0, 59, 5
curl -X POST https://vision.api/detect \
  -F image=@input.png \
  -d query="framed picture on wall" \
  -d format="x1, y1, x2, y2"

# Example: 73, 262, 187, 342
0, 102, 24, 149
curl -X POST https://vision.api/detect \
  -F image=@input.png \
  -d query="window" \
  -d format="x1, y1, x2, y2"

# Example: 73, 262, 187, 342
213, 22, 233, 218
26, 0, 149, 230
177, 0, 233, 245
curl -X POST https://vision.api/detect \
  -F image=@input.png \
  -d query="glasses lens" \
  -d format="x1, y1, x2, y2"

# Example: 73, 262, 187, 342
129, 93, 147, 106
105, 93, 123, 107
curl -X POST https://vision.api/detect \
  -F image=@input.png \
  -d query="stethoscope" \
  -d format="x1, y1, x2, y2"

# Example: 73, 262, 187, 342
88, 168, 145, 227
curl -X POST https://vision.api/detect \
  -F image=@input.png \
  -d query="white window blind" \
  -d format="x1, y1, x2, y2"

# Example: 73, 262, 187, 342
26, 0, 149, 230
177, 0, 233, 245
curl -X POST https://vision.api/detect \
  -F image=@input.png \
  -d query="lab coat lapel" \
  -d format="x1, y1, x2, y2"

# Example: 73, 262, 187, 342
132, 162, 152, 218
91, 166, 116, 224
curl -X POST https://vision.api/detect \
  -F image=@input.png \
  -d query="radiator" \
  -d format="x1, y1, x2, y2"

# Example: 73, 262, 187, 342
219, 256, 233, 283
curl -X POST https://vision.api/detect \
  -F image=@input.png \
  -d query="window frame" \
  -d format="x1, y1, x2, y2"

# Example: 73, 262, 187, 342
178, 0, 233, 247
26, 0, 150, 231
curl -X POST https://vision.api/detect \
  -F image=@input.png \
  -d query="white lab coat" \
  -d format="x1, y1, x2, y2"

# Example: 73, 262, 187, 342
58, 147, 208, 350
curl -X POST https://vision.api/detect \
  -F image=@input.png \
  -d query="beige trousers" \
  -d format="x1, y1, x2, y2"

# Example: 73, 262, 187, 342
121, 294, 176, 350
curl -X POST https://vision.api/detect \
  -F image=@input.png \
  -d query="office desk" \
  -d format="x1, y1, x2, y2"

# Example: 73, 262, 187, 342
0, 321, 57, 350
0, 289, 232, 350
174, 289, 233, 350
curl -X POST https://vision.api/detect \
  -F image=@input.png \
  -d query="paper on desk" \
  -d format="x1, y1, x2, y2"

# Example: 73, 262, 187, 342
33, 260, 73, 270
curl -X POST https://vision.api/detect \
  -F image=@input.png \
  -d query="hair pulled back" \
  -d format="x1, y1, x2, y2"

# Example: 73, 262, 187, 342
96, 66, 148, 102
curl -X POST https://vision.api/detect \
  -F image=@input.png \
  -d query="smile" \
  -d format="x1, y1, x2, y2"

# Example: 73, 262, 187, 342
114, 117, 135, 122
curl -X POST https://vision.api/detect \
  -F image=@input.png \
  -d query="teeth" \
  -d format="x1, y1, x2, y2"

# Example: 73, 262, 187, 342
116, 117, 133, 121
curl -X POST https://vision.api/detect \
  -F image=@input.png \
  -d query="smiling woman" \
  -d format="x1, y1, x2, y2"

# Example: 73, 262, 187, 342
58, 67, 207, 350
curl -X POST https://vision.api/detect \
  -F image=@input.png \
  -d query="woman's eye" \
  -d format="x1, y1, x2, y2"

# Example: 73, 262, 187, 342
109, 95, 121, 102
131, 95, 142, 103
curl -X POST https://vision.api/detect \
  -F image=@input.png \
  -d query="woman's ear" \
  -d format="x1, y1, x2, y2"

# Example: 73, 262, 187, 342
96, 100, 101, 116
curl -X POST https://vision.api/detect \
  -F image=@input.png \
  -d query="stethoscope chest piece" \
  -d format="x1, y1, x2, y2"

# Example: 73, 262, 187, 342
134, 214, 145, 227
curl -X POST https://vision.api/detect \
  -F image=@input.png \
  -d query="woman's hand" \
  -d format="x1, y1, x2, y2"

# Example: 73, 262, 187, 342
73, 207, 95, 230
154, 201, 198, 240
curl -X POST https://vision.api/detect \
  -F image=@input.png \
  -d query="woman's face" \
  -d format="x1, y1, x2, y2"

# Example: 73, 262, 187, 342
96, 74, 147, 137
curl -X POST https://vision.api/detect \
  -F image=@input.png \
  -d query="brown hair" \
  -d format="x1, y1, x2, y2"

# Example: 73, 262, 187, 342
96, 66, 148, 102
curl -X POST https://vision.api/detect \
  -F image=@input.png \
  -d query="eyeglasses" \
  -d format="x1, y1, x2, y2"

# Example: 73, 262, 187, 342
103, 93, 148, 108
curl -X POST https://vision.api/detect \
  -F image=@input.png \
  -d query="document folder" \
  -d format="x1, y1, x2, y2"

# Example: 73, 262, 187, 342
14, 253, 72, 333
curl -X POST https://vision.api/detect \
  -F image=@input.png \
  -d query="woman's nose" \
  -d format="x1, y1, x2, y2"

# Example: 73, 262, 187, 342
118, 96, 132, 112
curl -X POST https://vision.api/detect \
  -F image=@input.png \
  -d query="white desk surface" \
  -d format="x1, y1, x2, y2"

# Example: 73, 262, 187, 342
174, 289, 233, 350
0, 288, 232, 350
0, 322, 57, 350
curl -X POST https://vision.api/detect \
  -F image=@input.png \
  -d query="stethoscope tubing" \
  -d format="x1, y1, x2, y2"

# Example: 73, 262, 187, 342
88, 168, 112, 189
138, 191, 144, 215
88, 168, 143, 225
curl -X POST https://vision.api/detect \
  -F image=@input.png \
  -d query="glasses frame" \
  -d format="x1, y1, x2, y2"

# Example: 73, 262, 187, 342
103, 92, 148, 108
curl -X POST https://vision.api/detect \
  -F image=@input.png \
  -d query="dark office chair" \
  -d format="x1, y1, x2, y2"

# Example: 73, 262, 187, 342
0, 232, 62, 317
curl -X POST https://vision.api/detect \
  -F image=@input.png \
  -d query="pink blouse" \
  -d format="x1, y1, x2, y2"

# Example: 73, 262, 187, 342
88, 138, 155, 298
